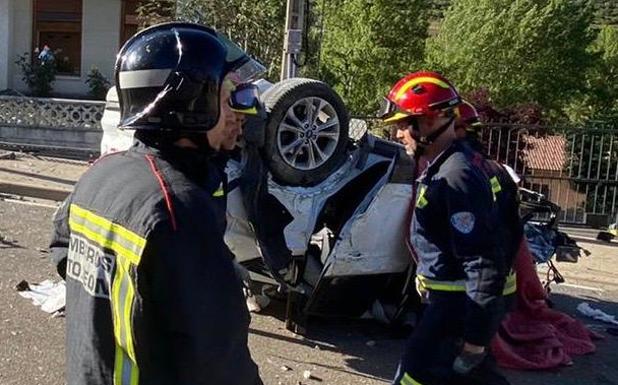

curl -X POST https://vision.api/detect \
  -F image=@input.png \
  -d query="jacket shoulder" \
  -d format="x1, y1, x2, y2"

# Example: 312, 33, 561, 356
71, 152, 183, 236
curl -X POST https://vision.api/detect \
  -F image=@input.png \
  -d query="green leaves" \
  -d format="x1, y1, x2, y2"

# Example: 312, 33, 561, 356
319, 0, 429, 115
175, 0, 286, 80
133, 0, 616, 123
426, 0, 596, 117
566, 24, 618, 123
137, 0, 286, 81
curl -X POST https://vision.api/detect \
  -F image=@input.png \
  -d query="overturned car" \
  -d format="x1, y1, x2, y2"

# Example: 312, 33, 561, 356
102, 74, 418, 332
102, 72, 584, 334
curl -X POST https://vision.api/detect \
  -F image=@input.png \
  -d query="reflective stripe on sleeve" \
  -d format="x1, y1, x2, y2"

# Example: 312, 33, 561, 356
68, 204, 144, 385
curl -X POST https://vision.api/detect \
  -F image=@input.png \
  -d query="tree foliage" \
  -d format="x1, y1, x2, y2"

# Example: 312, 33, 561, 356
134, 0, 285, 81
426, 0, 596, 117
594, 0, 618, 27
133, 0, 616, 126
565, 24, 618, 123
319, 0, 429, 115
136, 0, 176, 28
175, 0, 285, 81
429, 0, 618, 26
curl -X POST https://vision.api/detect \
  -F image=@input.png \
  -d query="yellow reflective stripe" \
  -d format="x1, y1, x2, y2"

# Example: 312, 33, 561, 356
213, 188, 225, 197
122, 260, 137, 361
68, 220, 141, 265
401, 372, 423, 385
112, 257, 137, 361
68, 205, 145, 265
395, 76, 450, 100
490, 176, 502, 201
114, 346, 124, 385
231, 106, 258, 115
384, 111, 411, 123
418, 275, 466, 292
490, 177, 502, 194
71, 204, 146, 250
112, 259, 139, 385
489, 176, 502, 192
416, 185, 428, 208
111, 264, 124, 348
114, 345, 139, 385
503, 272, 517, 295
417, 273, 517, 295
69, 206, 144, 264
67, 206, 143, 385
417, 196, 428, 208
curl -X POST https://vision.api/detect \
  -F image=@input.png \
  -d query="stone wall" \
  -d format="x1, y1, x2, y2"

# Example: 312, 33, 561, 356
0, 95, 104, 157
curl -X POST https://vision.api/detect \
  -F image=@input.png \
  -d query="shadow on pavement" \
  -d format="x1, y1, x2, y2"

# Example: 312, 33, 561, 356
253, 293, 405, 382
253, 287, 618, 384
571, 235, 618, 248
0, 232, 25, 249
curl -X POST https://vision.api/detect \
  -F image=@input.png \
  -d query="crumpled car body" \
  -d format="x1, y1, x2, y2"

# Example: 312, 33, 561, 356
101, 80, 419, 330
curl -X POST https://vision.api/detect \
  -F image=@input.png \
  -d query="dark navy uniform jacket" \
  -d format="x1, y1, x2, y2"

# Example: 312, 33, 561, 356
50, 138, 262, 385
464, 137, 523, 266
410, 140, 517, 346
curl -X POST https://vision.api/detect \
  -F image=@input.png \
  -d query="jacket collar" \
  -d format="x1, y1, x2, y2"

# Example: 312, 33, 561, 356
418, 139, 469, 183
130, 136, 216, 186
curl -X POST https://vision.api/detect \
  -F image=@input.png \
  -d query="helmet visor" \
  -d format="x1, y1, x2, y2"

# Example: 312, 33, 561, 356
379, 97, 413, 123
216, 31, 267, 83
378, 97, 396, 119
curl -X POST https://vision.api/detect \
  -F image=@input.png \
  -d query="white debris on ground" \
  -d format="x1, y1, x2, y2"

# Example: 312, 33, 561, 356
16, 279, 65, 316
577, 302, 618, 326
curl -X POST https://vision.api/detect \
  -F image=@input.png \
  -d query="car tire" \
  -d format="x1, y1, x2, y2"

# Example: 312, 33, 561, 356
261, 78, 350, 186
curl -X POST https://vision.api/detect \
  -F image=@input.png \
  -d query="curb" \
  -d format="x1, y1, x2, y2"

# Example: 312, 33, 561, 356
0, 182, 71, 202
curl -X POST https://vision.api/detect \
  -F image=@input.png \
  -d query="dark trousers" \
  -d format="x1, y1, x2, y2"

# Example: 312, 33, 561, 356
391, 292, 510, 385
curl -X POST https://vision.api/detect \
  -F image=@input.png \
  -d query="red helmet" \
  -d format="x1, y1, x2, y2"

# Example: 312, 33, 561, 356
456, 100, 481, 128
380, 71, 461, 123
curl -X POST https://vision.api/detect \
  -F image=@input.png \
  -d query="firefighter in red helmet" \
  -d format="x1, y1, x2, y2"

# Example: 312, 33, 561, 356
380, 72, 515, 385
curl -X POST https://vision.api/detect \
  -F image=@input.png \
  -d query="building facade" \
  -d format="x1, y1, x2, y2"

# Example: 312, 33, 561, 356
0, 0, 139, 97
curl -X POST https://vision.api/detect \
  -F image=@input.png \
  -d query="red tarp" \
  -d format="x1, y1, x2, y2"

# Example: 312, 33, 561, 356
491, 240, 602, 369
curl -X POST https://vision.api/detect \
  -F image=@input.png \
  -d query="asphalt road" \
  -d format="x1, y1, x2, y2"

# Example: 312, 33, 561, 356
1, 198, 618, 385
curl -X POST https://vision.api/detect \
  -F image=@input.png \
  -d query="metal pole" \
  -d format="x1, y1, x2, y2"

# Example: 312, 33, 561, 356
281, 0, 305, 81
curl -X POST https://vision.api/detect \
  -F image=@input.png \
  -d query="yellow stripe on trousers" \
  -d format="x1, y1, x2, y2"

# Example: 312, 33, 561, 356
416, 272, 517, 296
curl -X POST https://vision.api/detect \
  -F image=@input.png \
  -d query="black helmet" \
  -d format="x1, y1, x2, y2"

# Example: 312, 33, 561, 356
115, 22, 258, 132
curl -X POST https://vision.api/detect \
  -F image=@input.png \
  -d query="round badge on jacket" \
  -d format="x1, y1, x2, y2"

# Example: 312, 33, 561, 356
450, 212, 476, 234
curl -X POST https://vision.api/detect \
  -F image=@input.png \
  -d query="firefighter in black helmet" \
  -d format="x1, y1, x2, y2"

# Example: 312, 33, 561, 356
50, 22, 264, 385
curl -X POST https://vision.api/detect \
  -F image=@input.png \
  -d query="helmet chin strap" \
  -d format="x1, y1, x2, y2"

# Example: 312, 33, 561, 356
410, 117, 454, 147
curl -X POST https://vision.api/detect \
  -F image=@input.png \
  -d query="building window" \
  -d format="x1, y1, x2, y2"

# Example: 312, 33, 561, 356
121, 0, 139, 45
33, 0, 83, 76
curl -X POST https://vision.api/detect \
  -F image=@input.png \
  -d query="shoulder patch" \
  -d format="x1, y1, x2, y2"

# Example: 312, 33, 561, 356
450, 212, 475, 234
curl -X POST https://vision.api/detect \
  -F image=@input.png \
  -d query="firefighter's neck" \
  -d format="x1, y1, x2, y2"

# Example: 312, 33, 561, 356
175, 138, 199, 149
425, 125, 456, 162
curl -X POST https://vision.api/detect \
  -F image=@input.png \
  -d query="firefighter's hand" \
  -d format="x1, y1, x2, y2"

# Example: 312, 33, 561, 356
453, 343, 487, 375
